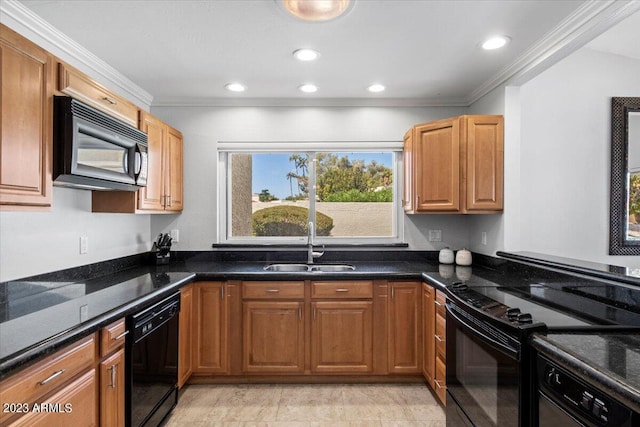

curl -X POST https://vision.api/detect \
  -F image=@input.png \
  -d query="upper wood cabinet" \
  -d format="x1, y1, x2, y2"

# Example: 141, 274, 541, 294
0, 25, 53, 211
57, 62, 138, 127
404, 115, 503, 214
388, 282, 422, 374
91, 111, 184, 213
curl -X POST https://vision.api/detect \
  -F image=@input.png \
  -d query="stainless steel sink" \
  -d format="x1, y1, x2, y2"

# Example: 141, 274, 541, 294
309, 264, 355, 272
263, 263, 310, 272
263, 263, 356, 272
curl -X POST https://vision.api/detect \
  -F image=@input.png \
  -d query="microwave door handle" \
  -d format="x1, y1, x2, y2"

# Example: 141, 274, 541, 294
446, 303, 519, 359
123, 150, 129, 174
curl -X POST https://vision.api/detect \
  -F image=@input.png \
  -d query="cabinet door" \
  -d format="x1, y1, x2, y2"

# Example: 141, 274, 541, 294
100, 348, 125, 427
414, 119, 460, 212
464, 115, 504, 211
10, 369, 97, 426
434, 355, 447, 405
138, 112, 166, 211
311, 301, 373, 373
0, 25, 53, 210
165, 126, 183, 212
178, 284, 193, 387
242, 301, 304, 373
402, 128, 414, 213
193, 282, 228, 373
388, 282, 421, 373
422, 283, 435, 387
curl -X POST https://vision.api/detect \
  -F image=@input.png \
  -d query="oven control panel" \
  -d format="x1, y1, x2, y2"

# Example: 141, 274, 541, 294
537, 356, 634, 426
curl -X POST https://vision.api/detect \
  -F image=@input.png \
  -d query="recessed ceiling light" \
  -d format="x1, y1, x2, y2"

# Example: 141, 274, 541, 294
368, 84, 385, 93
481, 36, 511, 50
225, 83, 246, 92
293, 48, 320, 61
298, 83, 318, 93
282, 0, 352, 22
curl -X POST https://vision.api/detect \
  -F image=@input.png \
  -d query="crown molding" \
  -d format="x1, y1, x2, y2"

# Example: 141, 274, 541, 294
467, 0, 640, 105
151, 96, 469, 108
0, 0, 153, 109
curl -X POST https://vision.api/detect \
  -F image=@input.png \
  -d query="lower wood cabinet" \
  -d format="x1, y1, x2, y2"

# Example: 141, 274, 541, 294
422, 283, 435, 388
0, 334, 97, 426
9, 369, 97, 427
99, 348, 125, 427
434, 290, 447, 405
242, 301, 305, 373
193, 282, 228, 374
178, 283, 193, 387
311, 301, 373, 373
388, 282, 422, 373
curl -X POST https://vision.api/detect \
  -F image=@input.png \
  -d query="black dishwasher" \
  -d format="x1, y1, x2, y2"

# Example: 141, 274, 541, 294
127, 292, 180, 427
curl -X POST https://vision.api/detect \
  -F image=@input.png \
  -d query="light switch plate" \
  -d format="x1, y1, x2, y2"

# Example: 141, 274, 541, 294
80, 236, 89, 254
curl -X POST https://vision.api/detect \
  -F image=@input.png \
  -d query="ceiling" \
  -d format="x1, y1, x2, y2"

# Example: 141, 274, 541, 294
12, 0, 637, 106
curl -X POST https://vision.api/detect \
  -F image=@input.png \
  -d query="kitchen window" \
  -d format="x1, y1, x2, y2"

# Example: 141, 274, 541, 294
218, 142, 403, 244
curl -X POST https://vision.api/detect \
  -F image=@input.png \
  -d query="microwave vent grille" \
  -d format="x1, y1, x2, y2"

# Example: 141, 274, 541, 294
70, 99, 147, 145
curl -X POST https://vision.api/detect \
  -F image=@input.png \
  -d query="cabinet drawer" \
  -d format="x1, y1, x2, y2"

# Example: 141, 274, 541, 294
311, 281, 373, 299
242, 281, 305, 299
100, 318, 127, 357
9, 369, 97, 426
0, 334, 96, 424
434, 355, 447, 405
58, 63, 138, 127
435, 313, 446, 360
435, 291, 446, 317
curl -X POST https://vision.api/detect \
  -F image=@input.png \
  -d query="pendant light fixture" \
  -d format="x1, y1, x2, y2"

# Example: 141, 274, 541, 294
282, 0, 352, 22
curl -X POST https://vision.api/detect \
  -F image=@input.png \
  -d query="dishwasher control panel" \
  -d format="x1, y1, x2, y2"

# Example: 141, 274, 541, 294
537, 356, 635, 426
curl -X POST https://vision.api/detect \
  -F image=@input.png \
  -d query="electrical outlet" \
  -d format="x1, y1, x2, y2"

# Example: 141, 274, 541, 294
428, 229, 442, 242
79, 304, 89, 321
170, 229, 179, 243
481, 231, 487, 245
80, 235, 89, 254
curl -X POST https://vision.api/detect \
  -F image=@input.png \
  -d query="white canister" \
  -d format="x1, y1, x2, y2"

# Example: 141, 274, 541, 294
455, 248, 472, 266
438, 247, 454, 264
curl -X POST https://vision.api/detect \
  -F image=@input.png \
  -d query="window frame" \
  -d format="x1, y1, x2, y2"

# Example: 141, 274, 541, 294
217, 141, 404, 245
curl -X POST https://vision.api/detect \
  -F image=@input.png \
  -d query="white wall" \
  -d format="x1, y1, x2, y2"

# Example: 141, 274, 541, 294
516, 48, 640, 268
150, 105, 470, 251
0, 188, 151, 282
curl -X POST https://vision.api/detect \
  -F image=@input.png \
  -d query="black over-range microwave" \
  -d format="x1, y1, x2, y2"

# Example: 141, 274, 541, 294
53, 96, 148, 191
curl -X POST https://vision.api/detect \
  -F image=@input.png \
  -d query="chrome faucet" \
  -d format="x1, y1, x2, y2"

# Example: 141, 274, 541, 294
307, 221, 324, 264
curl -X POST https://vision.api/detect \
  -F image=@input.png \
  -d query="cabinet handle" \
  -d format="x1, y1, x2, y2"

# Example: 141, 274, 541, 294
266, 289, 280, 293
114, 330, 130, 341
434, 379, 445, 389
434, 300, 443, 307
298, 307, 302, 320
102, 96, 117, 105
110, 364, 117, 388
391, 286, 395, 299
435, 335, 444, 343
220, 286, 225, 300
38, 369, 65, 385
335, 288, 349, 293
167, 195, 172, 207
313, 306, 316, 320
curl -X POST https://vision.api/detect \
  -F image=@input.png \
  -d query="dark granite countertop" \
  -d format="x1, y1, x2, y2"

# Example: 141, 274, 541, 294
531, 332, 640, 413
0, 254, 437, 379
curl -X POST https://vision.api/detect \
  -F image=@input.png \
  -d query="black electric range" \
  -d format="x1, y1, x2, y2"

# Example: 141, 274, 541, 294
423, 268, 640, 427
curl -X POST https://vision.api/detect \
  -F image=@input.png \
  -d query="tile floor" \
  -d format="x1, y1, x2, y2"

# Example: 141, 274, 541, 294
165, 383, 446, 427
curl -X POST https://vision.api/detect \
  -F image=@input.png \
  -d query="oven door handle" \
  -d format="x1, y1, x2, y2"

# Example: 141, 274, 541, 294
447, 303, 519, 359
